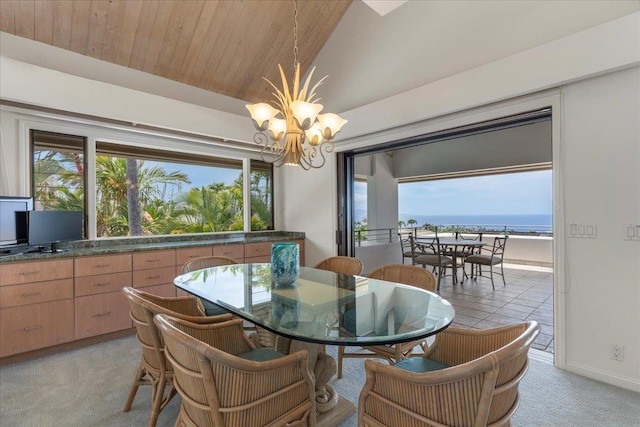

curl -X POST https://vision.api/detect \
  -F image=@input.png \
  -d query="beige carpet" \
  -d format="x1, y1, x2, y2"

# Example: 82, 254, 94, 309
0, 336, 638, 426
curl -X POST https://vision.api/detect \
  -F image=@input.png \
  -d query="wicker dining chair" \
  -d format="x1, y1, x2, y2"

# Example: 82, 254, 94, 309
313, 256, 364, 276
358, 321, 540, 427
122, 287, 233, 427
154, 313, 317, 427
337, 264, 437, 379
181, 255, 240, 316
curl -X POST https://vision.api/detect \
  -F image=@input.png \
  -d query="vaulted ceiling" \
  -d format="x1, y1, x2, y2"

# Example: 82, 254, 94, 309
0, 0, 352, 104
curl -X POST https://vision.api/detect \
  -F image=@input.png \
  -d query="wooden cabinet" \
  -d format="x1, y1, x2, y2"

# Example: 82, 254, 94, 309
132, 250, 176, 296
0, 259, 74, 357
0, 235, 304, 360
213, 244, 245, 261
244, 240, 305, 265
1, 258, 73, 286
176, 246, 213, 268
74, 292, 131, 340
74, 254, 132, 339
0, 279, 73, 308
73, 254, 131, 278
244, 242, 272, 263
0, 299, 74, 357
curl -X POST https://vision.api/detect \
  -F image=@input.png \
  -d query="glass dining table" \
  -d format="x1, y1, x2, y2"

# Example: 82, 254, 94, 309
174, 263, 455, 425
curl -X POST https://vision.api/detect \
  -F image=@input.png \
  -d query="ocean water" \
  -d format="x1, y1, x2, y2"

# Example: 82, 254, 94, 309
400, 214, 552, 233
355, 210, 552, 233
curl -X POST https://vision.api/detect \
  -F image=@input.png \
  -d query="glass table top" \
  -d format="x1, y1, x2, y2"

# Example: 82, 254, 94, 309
174, 263, 455, 346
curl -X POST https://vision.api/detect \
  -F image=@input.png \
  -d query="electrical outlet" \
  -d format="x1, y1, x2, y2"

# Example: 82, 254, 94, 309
610, 344, 625, 362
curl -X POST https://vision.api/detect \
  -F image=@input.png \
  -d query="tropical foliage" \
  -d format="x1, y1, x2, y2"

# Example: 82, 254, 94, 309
32, 150, 273, 238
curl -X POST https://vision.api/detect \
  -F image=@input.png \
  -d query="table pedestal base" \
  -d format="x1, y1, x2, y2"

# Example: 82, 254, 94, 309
317, 396, 356, 427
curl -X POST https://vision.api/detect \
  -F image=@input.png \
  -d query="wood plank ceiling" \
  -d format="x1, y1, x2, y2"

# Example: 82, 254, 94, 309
0, 0, 352, 103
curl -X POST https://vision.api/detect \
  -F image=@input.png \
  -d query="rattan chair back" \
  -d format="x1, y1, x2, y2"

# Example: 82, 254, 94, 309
122, 287, 230, 426
182, 255, 239, 273
359, 321, 540, 427
337, 264, 437, 379
313, 256, 364, 276
154, 313, 317, 427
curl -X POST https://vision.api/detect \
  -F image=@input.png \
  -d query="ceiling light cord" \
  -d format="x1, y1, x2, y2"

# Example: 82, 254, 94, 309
293, 0, 299, 71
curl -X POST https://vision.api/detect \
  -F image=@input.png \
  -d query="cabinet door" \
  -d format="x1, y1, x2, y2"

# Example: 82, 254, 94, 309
0, 279, 73, 308
0, 299, 74, 357
0, 259, 74, 286
74, 291, 131, 340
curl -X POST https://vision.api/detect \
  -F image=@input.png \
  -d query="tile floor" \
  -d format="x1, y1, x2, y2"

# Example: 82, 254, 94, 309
434, 263, 554, 354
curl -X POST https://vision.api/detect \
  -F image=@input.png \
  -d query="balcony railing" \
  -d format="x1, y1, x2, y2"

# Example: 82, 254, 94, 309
355, 224, 552, 247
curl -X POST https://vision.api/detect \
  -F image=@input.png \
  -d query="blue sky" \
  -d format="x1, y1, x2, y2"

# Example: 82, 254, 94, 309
355, 170, 552, 216
145, 161, 241, 190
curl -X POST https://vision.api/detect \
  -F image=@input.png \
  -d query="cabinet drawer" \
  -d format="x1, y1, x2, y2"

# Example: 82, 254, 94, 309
75, 272, 132, 297
244, 242, 272, 258
74, 254, 132, 277
245, 255, 271, 263
133, 250, 176, 270
175, 247, 213, 267
137, 283, 176, 298
75, 291, 131, 340
0, 279, 73, 308
0, 259, 74, 286
213, 244, 244, 260
0, 299, 74, 357
133, 266, 176, 287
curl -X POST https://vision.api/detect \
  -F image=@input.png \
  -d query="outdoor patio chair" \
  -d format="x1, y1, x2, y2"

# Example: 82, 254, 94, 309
465, 236, 508, 289
358, 321, 540, 427
410, 235, 453, 290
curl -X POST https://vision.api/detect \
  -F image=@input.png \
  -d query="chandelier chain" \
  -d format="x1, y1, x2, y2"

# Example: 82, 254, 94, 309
293, 0, 299, 70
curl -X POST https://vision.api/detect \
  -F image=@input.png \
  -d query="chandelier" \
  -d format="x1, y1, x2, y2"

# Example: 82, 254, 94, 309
245, 0, 347, 170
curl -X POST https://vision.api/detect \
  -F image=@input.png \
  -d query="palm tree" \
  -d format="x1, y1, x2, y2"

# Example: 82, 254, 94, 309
407, 218, 417, 228
95, 157, 189, 237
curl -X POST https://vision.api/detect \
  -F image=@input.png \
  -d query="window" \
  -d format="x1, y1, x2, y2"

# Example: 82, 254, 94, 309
250, 161, 274, 231
31, 130, 274, 238
31, 130, 86, 214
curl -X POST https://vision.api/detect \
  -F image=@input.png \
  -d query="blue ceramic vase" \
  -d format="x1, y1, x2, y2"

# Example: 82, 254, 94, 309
271, 242, 300, 286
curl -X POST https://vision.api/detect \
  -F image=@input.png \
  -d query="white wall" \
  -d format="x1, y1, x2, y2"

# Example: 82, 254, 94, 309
560, 67, 640, 388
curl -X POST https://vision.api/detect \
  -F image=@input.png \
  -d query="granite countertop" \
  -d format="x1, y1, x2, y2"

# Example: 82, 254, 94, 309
0, 231, 305, 263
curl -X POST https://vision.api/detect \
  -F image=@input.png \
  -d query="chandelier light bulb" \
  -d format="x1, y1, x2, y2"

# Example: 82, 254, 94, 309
304, 123, 324, 146
246, 103, 280, 131
290, 100, 323, 131
317, 113, 348, 140
268, 118, 287, 142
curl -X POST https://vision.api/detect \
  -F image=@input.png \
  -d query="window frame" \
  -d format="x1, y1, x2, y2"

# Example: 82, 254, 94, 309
22, 116, 273, 240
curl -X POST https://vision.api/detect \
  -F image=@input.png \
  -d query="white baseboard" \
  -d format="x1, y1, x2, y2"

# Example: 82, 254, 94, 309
565, 361, 640, 393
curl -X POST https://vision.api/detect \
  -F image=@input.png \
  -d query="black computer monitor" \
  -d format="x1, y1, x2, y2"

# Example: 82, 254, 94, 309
23, 210, 83, 253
